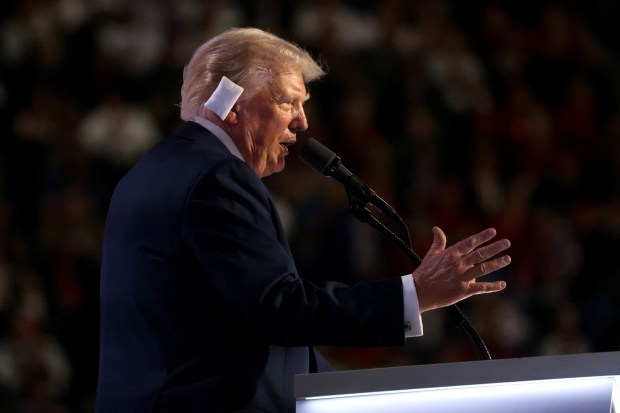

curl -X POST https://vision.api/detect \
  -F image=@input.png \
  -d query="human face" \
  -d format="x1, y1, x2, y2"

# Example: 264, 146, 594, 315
234, 67, 310, 178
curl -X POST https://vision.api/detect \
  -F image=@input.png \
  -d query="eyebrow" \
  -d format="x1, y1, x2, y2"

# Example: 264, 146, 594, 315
271, 90, 311, 103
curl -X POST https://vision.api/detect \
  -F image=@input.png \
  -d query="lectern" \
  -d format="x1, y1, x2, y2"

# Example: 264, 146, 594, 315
295, 351, 620, 413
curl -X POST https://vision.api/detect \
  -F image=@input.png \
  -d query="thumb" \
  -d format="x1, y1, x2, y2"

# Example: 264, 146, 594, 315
426, 226, 447, 257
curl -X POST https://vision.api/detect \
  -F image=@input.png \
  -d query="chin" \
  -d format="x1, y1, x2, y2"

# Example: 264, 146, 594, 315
271, 160, 286, 175
258, 163, 284, 178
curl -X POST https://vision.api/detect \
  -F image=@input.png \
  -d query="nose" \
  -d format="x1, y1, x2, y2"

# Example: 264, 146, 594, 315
291, 104, 308, 132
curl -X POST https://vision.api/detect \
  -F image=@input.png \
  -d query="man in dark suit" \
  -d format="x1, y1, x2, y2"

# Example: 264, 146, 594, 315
95, 28, 511, 413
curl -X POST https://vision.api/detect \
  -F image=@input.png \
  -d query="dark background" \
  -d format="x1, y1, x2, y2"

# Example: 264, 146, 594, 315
1, 0, 620, 411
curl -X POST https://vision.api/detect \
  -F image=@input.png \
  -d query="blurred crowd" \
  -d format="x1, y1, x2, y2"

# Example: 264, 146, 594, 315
1, 0, 620, 411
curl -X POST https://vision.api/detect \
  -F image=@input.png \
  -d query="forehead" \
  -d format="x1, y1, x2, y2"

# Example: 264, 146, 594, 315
269, 69, 308, 98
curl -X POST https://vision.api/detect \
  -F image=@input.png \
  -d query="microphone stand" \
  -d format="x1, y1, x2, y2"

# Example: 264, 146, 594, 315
345, 190, 493, 361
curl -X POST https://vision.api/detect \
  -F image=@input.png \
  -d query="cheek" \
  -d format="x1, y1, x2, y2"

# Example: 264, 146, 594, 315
245, 118, 261, 138
263, 121, 288, 148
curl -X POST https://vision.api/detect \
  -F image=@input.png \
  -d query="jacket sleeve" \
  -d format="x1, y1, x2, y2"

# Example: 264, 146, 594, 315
180, 158, 405, 347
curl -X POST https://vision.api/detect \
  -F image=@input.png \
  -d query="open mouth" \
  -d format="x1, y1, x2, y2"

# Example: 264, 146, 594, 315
280, 141, 294, 152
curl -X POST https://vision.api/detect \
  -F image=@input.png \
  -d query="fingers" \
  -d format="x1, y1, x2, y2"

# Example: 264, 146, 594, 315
426, 226, 447, 256
464, 254, 512, 280
454, 227, 497, 255
468, 280, 507, 295
462, 238, 511, 267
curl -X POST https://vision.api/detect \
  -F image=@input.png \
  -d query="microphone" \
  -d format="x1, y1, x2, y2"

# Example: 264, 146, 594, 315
299, 138, 399, 219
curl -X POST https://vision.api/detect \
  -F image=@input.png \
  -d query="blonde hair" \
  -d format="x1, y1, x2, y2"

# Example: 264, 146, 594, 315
180, 27, 326, 120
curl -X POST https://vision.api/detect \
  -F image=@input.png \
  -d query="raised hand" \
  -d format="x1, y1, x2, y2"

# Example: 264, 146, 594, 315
413, 227, 511, 313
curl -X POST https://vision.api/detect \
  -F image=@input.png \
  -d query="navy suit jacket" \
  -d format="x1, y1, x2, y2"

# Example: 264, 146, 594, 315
96, 121, 405, 413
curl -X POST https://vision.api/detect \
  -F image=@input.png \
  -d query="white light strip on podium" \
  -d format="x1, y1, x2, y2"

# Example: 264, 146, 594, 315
297, 375, 620, 413
612, 376, 620, 413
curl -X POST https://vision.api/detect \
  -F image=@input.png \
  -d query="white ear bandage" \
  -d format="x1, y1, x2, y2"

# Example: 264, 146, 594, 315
204, 76, 244, 120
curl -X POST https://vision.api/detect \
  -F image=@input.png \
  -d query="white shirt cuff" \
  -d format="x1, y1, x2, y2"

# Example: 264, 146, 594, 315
401, 274, 423, 338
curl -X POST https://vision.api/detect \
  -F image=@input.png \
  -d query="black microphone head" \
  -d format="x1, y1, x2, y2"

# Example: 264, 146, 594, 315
299, 138, 338, 175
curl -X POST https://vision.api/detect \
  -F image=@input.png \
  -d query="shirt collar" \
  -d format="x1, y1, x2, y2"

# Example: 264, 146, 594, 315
190, 116, 246, 162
